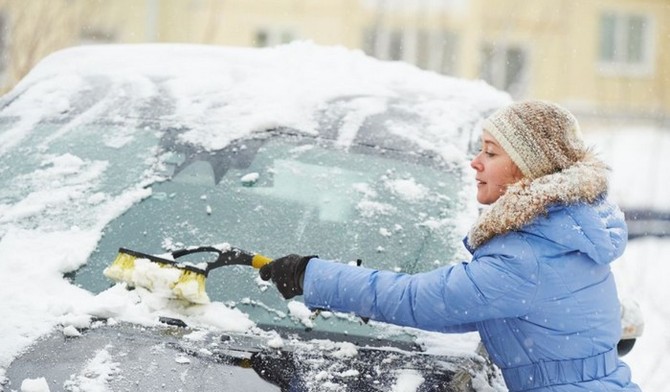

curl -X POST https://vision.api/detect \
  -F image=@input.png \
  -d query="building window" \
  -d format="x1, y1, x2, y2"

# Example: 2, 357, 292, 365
254, 28, 296, 48
388, 29, 404, 61
79, 27, 117, 44
255, 30, 269, 48
416, 30, 431, 69
416, 30, 459, 75
362, 27, 378, 56
480, 43, 528, 98
364, 27, 459, 75
598, 12, 653, 75
361, 27, 405, 62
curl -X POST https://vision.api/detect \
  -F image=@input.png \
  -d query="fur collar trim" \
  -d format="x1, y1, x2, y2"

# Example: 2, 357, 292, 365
467, 151, 609, 249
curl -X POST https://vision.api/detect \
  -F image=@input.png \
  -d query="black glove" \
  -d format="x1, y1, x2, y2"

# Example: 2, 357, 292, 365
259, 254, 315, 299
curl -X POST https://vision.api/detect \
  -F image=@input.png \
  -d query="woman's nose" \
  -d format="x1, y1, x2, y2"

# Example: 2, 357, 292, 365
470, 153, 482, 171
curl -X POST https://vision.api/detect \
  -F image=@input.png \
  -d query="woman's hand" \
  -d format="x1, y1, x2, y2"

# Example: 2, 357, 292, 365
259, 254, 315, 299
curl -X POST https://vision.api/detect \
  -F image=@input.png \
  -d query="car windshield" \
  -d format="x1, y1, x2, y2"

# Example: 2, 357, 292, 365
79, 130, 466, 337
0, 116, 468, 342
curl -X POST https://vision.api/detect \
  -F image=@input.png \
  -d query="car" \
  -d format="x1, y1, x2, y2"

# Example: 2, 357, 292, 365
0, 42, 510, 392
0, 43, 639, 391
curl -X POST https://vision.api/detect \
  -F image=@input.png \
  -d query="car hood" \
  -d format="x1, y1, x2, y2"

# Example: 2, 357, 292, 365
5, 321, 492, 392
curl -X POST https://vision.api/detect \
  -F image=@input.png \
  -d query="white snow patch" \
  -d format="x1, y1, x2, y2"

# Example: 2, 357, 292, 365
385, 178, 428, 201
267, 335, 285, 349
392, 369, 425, 392
356, 200, 396, 218
62, 325, 82, 337
330, 342, 358, 359
240, 172, 260, 185
62, 346, 119, 392
287, 300, 314, 328
379, 227, 392, 237
183, 329, 210, 342
20, 377, 50, 392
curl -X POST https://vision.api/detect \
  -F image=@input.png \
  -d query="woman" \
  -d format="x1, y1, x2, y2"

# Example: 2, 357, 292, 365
260, 100, 641, 391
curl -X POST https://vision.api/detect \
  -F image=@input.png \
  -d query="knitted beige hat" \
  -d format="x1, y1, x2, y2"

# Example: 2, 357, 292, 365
483, 100, 587, 179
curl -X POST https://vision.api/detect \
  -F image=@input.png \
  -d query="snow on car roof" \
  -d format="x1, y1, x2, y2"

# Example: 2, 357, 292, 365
3, 41, 509, 155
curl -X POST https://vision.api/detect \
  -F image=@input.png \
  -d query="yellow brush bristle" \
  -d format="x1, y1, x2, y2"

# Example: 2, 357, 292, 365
104, 251, 210, 304
171, 271, 210, 304
103, 252, 137, 283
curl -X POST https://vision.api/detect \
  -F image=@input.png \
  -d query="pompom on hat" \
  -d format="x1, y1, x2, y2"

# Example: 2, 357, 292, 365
483, 100, 587, 179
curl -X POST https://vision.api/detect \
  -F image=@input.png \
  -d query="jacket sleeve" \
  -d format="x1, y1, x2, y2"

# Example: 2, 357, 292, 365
302, 234, 540, 333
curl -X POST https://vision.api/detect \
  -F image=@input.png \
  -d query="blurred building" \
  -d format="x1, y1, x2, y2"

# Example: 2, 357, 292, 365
0, 0, 668, 130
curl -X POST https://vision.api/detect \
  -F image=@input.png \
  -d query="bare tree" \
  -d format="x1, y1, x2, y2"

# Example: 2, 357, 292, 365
0, 0, 98, 93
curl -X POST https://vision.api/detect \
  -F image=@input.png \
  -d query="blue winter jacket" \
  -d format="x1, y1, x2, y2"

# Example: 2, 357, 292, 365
302, 157, 641, 391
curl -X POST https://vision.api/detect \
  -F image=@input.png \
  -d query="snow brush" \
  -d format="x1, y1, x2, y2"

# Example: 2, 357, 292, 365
103, 245, 272, 304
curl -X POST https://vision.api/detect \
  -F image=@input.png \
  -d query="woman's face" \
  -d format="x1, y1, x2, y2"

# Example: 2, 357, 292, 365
470, 130, 524, 205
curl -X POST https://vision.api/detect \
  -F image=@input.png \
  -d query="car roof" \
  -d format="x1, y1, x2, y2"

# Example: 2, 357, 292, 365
1, 42, 508, 158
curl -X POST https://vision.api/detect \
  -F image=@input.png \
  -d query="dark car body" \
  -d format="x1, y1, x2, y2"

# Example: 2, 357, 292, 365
7, 321, 502, 391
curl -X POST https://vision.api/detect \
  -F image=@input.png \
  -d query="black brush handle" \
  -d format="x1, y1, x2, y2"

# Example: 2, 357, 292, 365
171, 246, 271, 275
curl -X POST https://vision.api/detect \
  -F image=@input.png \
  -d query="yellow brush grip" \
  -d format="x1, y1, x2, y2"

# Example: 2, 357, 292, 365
251, 254, 272, 269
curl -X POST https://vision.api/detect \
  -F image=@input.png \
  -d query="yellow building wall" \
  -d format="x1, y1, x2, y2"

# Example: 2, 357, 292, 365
151, 0, 364, 48
0, 0, 668, 122
561, 0, 668, 118
470, 0, 669, 121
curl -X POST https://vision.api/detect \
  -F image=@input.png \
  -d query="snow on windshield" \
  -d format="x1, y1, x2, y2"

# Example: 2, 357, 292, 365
0, 42, 508, 386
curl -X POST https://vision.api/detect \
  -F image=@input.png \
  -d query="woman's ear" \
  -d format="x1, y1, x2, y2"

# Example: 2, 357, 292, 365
511, 163, 524, 182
